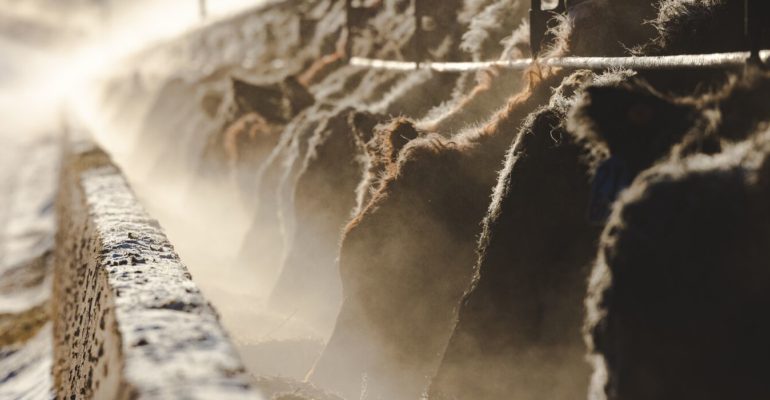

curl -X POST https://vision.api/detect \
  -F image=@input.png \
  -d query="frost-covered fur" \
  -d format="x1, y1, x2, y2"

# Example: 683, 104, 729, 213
569, 69, 770, 177
585, 69, 770, 400
215, 76, 315, 205
429, 2, 764, 399
246, 0, 471, 326
633, 0, 770, 95
223, 113, 282, 168
234, 1, 426, 287
447, 64, 770, 400
419, 0, 530, 133
312, 3, 666, 399
586, 129, 770, 400
421, 0, 659, 134
561, 0, 659, 57
354, 117, 426, 213
428, 71, 629, 400
640, 0, 756, 55
266, 108, 386, 334
311, 68, 566, 400
460, 0, 527, 61
567, 78, 698, 176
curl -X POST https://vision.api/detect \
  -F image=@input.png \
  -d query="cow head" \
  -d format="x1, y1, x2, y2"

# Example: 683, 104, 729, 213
230, 76, 315, 124
566, 0, 659, 56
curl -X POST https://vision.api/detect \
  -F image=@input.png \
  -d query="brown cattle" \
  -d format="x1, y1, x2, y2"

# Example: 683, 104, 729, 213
587, 132, 770, 400
236, 0, 457, 293
267, 0, 480, 334
585, 68, 770, 400
220, 76, 315, 206
430, 2, 770, 399
267, 109, 384, 334
311, 68, 566, 399
308, 1, 673, 399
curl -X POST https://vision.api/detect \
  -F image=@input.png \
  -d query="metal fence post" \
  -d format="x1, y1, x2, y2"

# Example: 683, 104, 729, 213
413, 0, 424, 66
199, 0, 207, 21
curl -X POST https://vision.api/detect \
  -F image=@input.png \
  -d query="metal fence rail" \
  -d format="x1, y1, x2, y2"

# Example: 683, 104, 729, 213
350, 50, 770, 72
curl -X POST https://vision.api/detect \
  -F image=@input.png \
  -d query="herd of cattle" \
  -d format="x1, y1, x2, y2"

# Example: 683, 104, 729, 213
103, 0, 770, 399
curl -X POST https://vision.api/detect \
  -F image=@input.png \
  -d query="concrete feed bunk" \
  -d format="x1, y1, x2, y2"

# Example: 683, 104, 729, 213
53, 140, 260, 399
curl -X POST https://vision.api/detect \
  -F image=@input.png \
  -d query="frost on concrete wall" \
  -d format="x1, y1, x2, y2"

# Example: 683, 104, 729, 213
53, 140, 261, 400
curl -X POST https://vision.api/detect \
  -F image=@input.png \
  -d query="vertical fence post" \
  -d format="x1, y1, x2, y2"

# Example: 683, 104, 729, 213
529, 0, 544, 57
529, 0, 566, 58
99, 0, 112, 36
745, 0, 770, 69
745, 0, 770, 68
345, 0, 354, 60
413, 0, 424, 66
199, 0, 207, 21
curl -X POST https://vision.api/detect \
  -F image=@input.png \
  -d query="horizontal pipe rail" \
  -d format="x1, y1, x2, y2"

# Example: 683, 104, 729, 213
350, 50, 770, 72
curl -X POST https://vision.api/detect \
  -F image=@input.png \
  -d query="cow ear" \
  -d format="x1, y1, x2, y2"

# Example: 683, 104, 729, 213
200, 90, 224, 119
230, 77, 250, 97
229, 77, 258, 113
385, 118, 420, 162
349, 111, 382, 145
283, 75, 315, 115
572, 82, 684, 153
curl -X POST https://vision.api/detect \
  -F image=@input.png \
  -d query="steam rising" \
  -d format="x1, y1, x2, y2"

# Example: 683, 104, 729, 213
1, 1, 603, 398
2, 0, 327, 386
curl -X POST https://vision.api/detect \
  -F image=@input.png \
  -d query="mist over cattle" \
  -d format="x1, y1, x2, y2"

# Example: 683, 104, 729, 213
2, 0, 770, 399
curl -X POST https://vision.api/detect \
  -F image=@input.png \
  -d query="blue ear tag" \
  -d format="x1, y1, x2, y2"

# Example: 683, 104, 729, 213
589, 155, 633, 223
